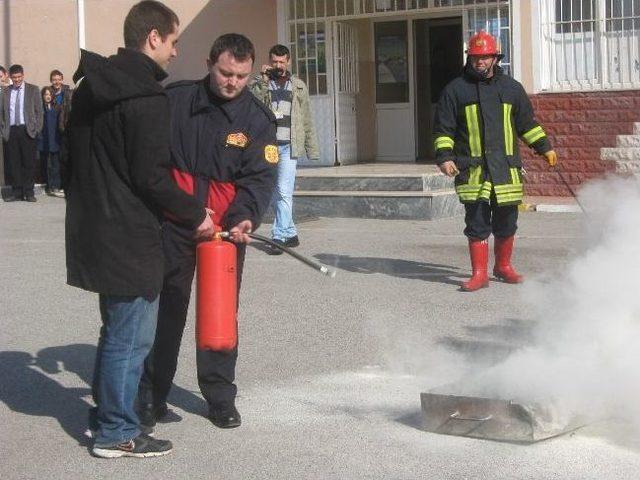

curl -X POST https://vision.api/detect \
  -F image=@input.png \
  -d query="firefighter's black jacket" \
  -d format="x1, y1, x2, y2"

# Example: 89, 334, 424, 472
165, 78, 277, 231
433, 63, 552, 204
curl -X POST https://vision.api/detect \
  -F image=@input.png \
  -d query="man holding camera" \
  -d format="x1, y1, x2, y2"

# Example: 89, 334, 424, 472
250, 45, 319, 254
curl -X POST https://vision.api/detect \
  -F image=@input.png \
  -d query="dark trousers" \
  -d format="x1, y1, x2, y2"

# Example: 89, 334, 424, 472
139, 222, 246, 409
464, 199, 518, 240
41, 151, 61, 190
6, 126, 37, 198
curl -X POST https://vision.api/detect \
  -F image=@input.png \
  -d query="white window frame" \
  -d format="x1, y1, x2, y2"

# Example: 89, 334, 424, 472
537, 0, 640, 92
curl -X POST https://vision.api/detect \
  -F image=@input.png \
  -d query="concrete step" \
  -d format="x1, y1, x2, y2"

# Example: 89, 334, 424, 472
601, 147, 640, 161
612, 161, 640, 174
616, 135, 640, 147
289, 188, 463, 220
294, 173, 453, 192
634, 122, 640, 135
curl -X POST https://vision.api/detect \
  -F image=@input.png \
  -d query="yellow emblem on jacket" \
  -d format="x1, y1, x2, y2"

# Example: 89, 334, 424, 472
226, 132, 249, 148
264, 145, 279, 164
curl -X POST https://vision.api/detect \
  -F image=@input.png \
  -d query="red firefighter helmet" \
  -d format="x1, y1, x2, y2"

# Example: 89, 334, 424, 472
467, 30, 500, 56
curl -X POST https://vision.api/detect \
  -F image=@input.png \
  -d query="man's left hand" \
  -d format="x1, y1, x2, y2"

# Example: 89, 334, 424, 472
544, 150, 558, 167
228, 220, 253, 244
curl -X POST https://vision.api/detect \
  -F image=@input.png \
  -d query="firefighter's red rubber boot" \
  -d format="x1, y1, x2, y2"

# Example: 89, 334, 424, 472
461, 238, 489, 292
493, 235, 523, 283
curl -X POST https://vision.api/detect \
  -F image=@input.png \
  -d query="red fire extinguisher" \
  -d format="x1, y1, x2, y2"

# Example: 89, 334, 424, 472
196, 234, 237, 351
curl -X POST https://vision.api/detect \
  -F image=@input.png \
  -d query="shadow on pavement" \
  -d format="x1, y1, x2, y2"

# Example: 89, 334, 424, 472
0, 349, 92, 445
0, 344, 209, 443
314, 253, 464, 286
437, 318, 536, 367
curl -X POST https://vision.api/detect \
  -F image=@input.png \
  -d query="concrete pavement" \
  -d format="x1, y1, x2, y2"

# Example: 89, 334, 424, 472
1, 196, 639, 479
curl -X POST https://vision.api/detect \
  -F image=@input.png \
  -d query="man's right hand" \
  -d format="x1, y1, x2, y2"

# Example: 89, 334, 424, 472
261, 65, 272, 80
439, 160, 459, 177
194, 208, 215, 240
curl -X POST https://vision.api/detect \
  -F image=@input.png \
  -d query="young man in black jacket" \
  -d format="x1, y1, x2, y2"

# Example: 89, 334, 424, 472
65, 1, 214, 458
138, 33, 278, 432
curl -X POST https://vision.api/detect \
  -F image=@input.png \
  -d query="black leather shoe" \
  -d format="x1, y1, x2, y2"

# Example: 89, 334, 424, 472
209, 405, 241, 429
24, 196, 37, 202
266, 239, 285, 255
3, 196, 17, 202
284, 235, 300, 248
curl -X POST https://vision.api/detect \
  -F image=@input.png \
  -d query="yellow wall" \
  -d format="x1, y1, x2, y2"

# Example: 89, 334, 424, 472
0, 0, 277, 88
0, 0, 80, 88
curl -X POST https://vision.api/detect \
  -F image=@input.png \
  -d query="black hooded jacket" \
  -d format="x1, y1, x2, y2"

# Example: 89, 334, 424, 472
65, 48, 206, 297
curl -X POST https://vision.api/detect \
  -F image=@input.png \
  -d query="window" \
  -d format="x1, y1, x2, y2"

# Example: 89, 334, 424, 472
375, 21, 409, 103
554, 0, 594, 33
606, 0, 640, 31
289, 21, 328, 95
543, 0, 640, 90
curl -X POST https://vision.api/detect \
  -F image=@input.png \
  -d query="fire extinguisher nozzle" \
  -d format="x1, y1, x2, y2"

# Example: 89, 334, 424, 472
321, 266, 337, 278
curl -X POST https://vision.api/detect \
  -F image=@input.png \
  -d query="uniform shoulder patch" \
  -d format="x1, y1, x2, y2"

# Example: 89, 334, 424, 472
264, 145, 279, 164
226, 132, 249, 149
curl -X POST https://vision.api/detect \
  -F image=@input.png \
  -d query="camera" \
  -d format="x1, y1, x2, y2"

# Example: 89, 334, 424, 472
266, 67, 284, 81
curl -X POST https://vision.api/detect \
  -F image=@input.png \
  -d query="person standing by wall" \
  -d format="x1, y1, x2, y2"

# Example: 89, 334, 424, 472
65, 0, 214, 459
50, 69, 72, 193
0, 66, 11, 88
250, 44, 319, 254
0, 67, 6, 187
1, 65, 43, 202
38, 86, 63, 197
433, 31, 557, 291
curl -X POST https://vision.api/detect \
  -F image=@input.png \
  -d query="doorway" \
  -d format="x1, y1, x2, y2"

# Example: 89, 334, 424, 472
414, 17, 463, 162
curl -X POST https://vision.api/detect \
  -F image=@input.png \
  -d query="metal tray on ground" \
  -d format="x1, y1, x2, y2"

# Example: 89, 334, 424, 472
420, 392, 585, 443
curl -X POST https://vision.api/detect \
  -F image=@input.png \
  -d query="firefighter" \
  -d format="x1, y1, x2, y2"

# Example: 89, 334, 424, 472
137, 33, 277, 430
433, 30, 557, 291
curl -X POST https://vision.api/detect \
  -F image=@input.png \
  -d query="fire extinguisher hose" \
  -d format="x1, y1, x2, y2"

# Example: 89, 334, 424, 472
218, 231, 337, 278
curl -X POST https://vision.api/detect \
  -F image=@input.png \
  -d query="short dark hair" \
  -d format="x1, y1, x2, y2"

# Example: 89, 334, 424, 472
50, 69, 63, 80
0, 66, 6, 75
9, 64, 23, 75
269, 44, 290, 59
209, 33, 255, 65
123, 0, 179, 50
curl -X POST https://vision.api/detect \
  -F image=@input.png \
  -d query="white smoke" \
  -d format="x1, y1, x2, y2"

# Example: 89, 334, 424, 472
459, 176, 640, 429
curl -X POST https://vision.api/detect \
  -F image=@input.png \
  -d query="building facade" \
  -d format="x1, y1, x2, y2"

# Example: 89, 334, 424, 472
2, 0, 639, 195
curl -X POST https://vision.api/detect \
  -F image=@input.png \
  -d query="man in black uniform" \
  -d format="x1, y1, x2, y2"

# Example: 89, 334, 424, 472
138, 33, 278, 430
433, 31, 557, 292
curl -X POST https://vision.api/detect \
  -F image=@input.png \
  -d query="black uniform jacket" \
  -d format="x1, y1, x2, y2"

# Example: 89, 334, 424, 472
65, 48, 206, 298
434, 64, 551, 184
166, 78, 277, 231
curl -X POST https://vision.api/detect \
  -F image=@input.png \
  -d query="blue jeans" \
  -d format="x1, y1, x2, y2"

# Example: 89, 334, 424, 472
41, 151, 61, 190
271, 144, 298, 241
92, 294, 159, 447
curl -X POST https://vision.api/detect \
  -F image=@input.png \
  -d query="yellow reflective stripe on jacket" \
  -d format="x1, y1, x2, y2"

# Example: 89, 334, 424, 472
455, 165, 484, 202
465, 104, 482, 157
494, 168, 524, 204
434, 135, 454, 151
503, 103, 514, 155
478, 180, 493, 201
522, 125, 546, 145
456, 167, 524, 204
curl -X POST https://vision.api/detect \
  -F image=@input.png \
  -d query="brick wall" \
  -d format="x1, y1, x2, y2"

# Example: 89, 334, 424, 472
520, 90, 640, 196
